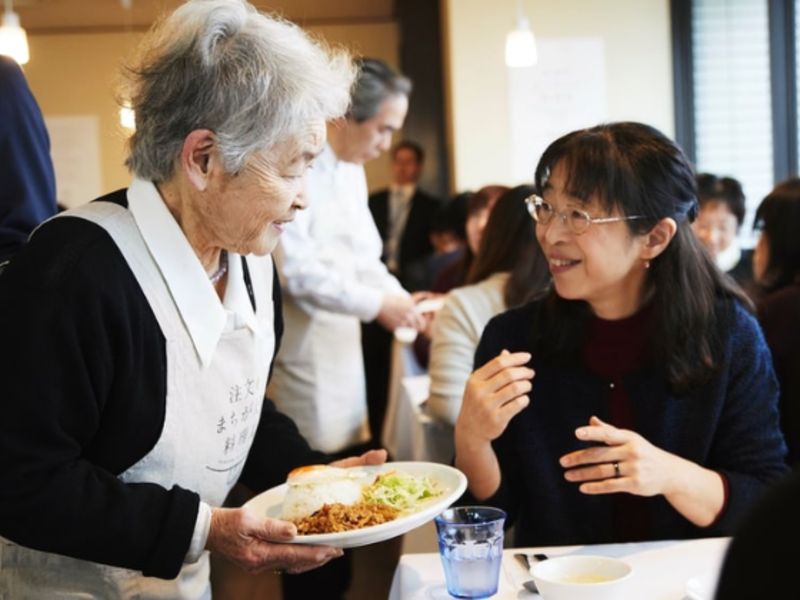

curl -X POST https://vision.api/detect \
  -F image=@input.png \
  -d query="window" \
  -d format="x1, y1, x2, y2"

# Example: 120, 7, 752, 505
672, 0, 798, 242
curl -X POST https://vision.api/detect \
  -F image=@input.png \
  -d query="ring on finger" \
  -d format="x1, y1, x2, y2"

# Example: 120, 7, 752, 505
612, 461, 621, 478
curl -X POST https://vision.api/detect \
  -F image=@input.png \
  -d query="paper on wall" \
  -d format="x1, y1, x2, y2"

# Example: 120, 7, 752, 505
44, 115, 103, 209
507, 37, 608, 182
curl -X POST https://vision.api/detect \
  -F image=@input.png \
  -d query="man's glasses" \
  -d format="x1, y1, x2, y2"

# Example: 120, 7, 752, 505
525, 195, 646, 235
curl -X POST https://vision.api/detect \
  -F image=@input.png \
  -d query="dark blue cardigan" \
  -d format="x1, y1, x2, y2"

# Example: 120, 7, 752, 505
472, 298, 788, 547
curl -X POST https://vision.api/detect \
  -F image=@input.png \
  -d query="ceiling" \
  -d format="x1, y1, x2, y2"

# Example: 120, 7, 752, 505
13, 0, 396, 32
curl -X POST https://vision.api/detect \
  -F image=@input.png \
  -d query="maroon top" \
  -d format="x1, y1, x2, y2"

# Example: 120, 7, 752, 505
581, 301, 728, 539
582, 302, 654, 541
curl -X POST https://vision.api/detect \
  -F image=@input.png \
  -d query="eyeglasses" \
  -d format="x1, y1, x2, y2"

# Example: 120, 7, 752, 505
525, 195, 646, 235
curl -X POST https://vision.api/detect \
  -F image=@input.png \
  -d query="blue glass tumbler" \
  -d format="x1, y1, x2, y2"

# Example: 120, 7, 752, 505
434, 506, 506, 598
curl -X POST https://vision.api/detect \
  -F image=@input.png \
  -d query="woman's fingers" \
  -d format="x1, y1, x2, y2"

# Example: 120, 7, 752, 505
575, 415, 629, 446
473, 350, 532, 382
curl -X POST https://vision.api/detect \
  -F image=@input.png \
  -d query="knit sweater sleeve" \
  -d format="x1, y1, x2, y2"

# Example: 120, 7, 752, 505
0, 217, 199, 579
457, 305, 532, 528
703, 302, 789, 533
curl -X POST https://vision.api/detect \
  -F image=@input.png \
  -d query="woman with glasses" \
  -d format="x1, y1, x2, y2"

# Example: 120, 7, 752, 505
454, 122, 787, 547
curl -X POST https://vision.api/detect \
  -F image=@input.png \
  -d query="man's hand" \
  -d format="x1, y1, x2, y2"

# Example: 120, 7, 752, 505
376, 294, 425, 331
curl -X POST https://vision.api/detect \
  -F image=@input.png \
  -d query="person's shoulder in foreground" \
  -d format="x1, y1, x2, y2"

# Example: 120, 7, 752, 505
0, 55, 57, 261
714, 469, 800, 600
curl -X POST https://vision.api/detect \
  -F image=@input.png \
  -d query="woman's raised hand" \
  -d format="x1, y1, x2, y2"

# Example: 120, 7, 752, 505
456, 350, 534, 443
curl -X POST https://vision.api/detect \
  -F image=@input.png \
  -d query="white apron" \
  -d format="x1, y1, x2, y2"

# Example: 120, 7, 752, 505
268, 294, 368, 454
0, 201, 275, 599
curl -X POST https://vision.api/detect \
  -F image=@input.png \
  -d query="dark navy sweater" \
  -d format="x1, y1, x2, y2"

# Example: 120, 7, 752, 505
471, 298, 787, 547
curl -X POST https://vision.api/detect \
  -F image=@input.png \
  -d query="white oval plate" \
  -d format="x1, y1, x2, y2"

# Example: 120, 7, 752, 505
243, 461, 467, 548
685, 572, 717, 600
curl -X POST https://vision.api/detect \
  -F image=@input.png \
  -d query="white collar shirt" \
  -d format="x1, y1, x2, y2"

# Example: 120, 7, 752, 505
126, 177, 258, 368
276, 144, 406, 322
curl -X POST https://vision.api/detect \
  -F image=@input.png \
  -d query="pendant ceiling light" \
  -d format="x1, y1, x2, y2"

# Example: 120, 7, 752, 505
0, 0, 29, 65
505, 0, 537, 68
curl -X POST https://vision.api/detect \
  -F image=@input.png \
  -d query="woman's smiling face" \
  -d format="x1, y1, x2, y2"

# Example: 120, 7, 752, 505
202, 118, 326, 257
535, 161, 652, 319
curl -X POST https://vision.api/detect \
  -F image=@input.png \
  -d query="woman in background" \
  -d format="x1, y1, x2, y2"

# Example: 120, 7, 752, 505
455, 122, 787, 548
432, 184, 508, 293
751, 178, 800, 466
427, 185, 550, 428
693, 173, 752, 287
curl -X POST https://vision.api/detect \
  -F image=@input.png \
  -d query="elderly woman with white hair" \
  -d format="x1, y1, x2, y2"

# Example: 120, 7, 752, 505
0, 1, 384, 598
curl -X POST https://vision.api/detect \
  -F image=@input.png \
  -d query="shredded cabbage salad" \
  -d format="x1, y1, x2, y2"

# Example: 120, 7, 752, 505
362, 470, 440, 512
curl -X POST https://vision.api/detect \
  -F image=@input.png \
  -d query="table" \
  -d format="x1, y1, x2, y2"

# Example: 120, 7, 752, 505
389, 536, 730, 599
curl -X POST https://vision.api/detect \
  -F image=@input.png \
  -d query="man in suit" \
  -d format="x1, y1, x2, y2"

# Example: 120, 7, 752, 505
368, 140, 442, 291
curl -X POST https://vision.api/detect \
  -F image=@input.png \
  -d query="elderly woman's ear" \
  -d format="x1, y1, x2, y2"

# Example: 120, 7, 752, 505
180, 129, 218, 192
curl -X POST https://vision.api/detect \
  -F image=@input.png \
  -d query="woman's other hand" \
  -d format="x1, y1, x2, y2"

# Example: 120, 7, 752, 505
559, 415, 725, 526
559, 415, 675, 497
205, 507, 343, 574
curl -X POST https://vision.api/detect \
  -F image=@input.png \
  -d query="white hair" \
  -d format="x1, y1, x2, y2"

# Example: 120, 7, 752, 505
122, 0, 355, 181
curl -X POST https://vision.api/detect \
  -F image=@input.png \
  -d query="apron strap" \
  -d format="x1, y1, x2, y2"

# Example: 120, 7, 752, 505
55, 201, 185, 341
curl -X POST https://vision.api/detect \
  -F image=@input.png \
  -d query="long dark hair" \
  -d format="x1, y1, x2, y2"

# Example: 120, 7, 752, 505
466, 185, 551, 307
754, 178, 800, 293
532, 122, 750, 392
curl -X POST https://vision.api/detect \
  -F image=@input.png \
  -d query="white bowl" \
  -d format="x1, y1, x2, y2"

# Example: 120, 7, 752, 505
531, 555, 633, 600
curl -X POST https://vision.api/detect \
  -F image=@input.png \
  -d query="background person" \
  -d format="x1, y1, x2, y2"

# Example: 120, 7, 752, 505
713, 469, 800, 600
368, 140, 443, 291
0, 55, 57, 263
693, 173, 753, 287
427, 184, 550, 431
455, 122, 787, 549
269, 57, 425, 600
0, 2, 384, 598
751, 178, 800, 466
432, 184, 508, 293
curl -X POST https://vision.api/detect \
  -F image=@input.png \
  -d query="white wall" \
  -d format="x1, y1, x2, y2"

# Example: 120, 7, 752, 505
443, 0, 674, 192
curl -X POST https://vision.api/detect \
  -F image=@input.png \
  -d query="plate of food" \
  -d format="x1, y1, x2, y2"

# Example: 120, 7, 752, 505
244, 461, 467, 548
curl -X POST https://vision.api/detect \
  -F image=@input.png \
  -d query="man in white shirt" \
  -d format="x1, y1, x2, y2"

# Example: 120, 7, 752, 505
270, 58, 424, 599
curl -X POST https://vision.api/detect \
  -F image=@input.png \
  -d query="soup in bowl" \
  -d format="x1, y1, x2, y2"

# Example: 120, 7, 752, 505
531, 555, 632, 600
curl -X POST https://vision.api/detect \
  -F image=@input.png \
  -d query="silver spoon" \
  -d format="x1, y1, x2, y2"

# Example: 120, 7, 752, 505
514, 553, 548, 594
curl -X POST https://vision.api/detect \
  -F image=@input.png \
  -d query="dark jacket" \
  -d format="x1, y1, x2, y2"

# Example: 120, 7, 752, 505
368, 187, 442, 290
0, 56, 57, 262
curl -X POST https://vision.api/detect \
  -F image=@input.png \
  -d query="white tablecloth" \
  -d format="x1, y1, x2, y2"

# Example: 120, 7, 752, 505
389, 536, 730, 599
381, 341, 454, 463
